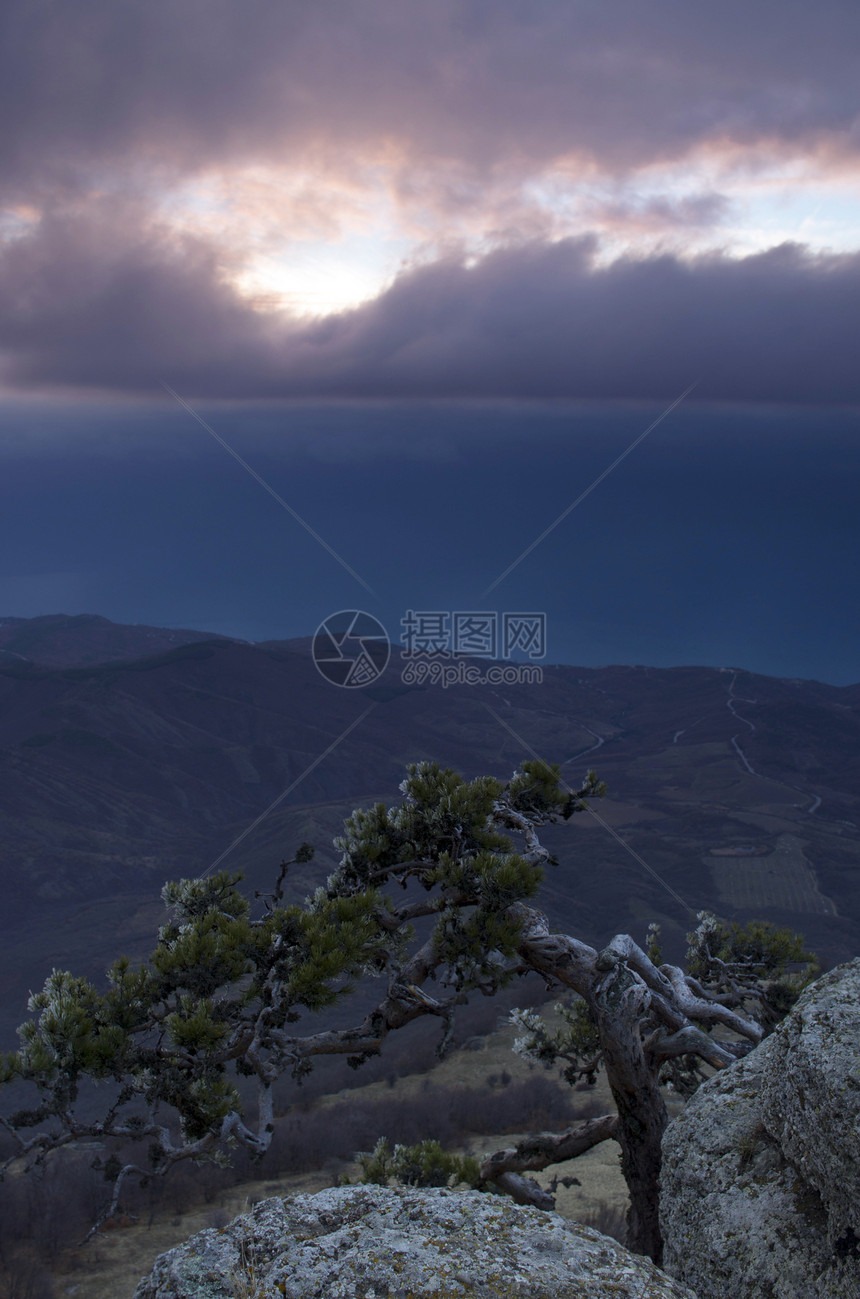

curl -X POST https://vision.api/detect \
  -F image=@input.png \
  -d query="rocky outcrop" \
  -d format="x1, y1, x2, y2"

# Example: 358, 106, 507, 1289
135, 1183, 697, 1298
660, 958, 860, 1299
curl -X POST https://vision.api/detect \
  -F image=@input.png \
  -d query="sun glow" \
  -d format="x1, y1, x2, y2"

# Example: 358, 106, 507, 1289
231, 246, 394, 318
155, 163, 412, 318
139, 145, 860, 320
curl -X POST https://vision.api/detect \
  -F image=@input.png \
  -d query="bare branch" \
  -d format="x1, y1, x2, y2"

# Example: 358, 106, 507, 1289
644, 1025, 737, 1070
491, 1172, 556, 1210
479, 1115, 619, 1182
79, 1162, 148, 1244
658, 964, 764, 1043
491, 804, 552, 867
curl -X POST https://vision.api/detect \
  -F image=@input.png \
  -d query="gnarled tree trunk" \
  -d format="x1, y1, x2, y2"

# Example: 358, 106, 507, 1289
510, 907, 673, 1261
591, 950, 668, 1263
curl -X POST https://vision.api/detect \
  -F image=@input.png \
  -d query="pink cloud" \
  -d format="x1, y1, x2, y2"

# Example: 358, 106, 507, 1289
2, 0, 859, 208
1, 203, 858, 404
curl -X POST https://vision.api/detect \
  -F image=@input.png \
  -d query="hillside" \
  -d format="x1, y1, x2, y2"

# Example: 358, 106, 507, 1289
13, 995, 644, 1299
0, 613, 238, 667
0, 614, 858, 1049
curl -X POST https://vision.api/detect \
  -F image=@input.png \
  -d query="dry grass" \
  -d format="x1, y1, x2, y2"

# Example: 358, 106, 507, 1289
47, 1005, 645, 1299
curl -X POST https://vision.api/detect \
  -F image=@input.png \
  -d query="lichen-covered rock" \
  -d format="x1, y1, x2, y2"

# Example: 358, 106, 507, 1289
134, 1184, 698, 1298
660, 958, 860, 1299
759, 960, 860, 1250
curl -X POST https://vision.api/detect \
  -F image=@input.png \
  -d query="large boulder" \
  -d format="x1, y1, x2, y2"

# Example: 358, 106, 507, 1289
660, 958, 860, 1299
134, 1183, 697, 1298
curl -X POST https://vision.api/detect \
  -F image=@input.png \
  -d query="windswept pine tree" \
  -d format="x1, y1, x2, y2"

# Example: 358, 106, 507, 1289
0, 760, 816, 1262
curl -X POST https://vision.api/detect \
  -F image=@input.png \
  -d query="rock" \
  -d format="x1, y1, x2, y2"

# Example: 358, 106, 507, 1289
660, 958, 860, 1299
135, 1184, 698, 1298
759, 960, 860, 1250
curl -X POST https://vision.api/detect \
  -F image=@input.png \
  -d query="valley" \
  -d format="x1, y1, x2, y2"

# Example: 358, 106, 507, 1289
0, 614, 857, 1053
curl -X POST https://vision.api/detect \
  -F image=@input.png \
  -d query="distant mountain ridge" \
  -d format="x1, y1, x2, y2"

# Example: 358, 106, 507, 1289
0, 614, 857, 1049
0, 612, 240, 667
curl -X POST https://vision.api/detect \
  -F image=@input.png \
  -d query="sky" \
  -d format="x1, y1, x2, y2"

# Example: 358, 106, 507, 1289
0, 0, 858, 682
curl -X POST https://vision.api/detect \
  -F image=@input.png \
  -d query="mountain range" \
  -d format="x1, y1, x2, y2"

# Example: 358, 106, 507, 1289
0, 612, 857, 1049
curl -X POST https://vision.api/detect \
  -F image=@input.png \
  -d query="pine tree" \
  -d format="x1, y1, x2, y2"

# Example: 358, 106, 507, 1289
0, 760, 816, 1262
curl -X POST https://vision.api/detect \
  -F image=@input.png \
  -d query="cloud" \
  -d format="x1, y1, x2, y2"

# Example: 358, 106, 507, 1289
581, 194, 733, 236
293, 239, 860, 404
1, 204, 857, 403
0, 198, 284, 392
1, 2, 858, 405
1, 0, 859, 210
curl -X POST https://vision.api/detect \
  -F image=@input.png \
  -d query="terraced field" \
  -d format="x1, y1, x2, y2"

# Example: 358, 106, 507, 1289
707, 833, 837, 915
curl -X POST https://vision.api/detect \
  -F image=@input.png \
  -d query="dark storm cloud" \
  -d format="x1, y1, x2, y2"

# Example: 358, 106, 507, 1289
2, 1, 858, 404
262, 239, 860, 404
0, 199, 285, 391
1, 207, 857, 403
1, 0, 859, 202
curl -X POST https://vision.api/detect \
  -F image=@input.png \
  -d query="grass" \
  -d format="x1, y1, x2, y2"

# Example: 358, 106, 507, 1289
43, 1003, 643, 1299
